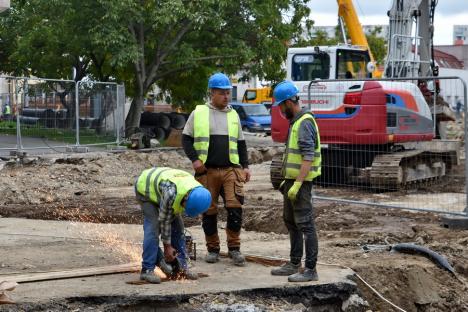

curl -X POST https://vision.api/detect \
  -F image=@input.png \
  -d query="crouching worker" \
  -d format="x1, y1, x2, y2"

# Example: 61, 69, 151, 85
135, 167, 212, 284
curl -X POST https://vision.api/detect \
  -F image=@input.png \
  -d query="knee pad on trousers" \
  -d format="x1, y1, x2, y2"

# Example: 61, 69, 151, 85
202, 213, 218, 236
227, 208, 242, 232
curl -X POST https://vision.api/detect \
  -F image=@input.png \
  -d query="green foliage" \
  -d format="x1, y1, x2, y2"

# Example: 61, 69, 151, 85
1, 0, 313, 131
366, 26, 387, 65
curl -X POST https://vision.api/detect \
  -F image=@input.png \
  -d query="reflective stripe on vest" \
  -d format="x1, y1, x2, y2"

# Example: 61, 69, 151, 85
284, 113, 321, 181
193, 105, 240, 164
136, 167, 202, 214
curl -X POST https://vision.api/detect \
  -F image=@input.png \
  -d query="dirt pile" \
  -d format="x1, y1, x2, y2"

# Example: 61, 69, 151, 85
0, 148, 467, 311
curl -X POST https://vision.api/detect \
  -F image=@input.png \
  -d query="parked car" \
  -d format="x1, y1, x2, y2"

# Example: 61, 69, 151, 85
230, 102, 271, 134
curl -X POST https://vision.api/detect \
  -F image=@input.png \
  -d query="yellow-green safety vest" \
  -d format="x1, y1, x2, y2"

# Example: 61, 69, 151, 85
135, 167, 201, 214
4, 105, 10, 115
193, 105, 240, 165
284, 113, 321, 181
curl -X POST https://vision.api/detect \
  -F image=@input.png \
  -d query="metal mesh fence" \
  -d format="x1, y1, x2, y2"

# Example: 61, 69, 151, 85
0, 76, 125, 155
76, 81, 123, 146
295, 76, 466, 216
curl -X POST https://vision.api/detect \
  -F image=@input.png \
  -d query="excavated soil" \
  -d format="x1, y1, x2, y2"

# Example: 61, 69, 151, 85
0, 142, 467, 311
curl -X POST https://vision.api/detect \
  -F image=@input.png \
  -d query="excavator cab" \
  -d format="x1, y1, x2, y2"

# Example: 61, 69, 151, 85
288, 46, 372, 82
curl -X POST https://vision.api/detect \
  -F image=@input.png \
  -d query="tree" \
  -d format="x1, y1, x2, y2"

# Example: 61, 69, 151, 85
94, 0, 311, 134
1, 0, 312, 135
366, 26, 387, 65
0, 0, 117, 127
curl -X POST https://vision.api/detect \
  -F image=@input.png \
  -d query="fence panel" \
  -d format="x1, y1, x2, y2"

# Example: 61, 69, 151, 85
302, 76, 466, 216
0, 76, 125, 156
0, 77, 77, 154
76, 81, 123, 146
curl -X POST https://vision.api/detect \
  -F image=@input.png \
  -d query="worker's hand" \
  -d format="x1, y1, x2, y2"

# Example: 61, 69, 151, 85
164, 244, 177, 263
243, 168, 251, 182
287, 181, 303, 202
192, 159, 207, 175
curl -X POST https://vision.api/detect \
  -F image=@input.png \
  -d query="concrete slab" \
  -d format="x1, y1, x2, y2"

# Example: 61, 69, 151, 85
441, 214, 468, 229
0, 218, 357, 309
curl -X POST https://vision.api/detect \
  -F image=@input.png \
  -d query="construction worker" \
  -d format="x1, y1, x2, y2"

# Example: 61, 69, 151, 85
270, 81, 321, 282
135, 167, 212, 284
182, 72, 250, 266
3, 103, 11, 121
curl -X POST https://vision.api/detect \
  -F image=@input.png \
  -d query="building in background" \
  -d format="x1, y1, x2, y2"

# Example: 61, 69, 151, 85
453, 25, 468, 45
433, 47, 468, 109
312, 25, 388, 41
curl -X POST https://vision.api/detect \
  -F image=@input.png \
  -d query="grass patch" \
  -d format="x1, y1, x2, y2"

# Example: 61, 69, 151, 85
0, 120, 117, 145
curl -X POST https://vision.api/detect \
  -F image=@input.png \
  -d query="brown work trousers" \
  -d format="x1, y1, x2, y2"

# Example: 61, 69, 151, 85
196, 166, 245, 252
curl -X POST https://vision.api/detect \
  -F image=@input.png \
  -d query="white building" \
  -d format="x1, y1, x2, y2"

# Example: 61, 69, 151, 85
311, 24, 388, 41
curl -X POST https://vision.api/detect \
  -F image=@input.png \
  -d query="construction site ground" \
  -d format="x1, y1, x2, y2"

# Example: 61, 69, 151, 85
0, 130, 467, 311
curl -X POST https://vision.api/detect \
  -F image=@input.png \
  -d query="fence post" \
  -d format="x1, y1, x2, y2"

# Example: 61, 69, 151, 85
15, 79, 24, 154
75, 81, 80, 146
463, 77, 468, 216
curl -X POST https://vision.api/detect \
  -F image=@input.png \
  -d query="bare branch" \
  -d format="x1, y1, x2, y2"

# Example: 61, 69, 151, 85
148, 54, 239, 87
160, 54, 240, 66
144, 19, 193, 89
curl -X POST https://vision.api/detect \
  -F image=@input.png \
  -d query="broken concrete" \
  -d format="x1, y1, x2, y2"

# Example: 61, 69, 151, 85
0, 218, 361, 311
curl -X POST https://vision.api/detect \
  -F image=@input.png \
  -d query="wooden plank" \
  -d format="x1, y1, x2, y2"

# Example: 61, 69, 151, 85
1, 262, 140, 284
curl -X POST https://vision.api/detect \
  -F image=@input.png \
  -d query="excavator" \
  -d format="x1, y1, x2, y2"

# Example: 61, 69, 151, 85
270, 0, 459, 190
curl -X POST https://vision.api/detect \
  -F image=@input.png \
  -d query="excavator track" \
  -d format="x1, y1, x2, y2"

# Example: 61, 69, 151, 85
270, 153, 283, 190
370, 150, 447, 190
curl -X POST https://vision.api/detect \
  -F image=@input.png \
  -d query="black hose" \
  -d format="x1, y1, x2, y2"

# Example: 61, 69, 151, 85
391, 243, 455, 274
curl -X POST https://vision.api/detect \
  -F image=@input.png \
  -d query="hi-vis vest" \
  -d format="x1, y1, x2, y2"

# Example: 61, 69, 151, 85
284, 113, 321, 181
136, 167, 201, 214
193, 105, 240, 165
4, 105, 10, 115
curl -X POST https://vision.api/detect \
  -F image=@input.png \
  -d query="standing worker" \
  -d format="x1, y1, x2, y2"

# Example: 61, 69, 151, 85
270, 81, 321, 282
3, 103, 11, 121
135, 167, 212, 284
455, 96, 463, 119
182, 72, 251, 266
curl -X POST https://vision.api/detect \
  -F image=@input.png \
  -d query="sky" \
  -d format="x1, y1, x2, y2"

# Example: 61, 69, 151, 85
308, 0, 468, 45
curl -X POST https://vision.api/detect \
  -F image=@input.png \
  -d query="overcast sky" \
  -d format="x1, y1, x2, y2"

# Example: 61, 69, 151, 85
308, 0, 468, 45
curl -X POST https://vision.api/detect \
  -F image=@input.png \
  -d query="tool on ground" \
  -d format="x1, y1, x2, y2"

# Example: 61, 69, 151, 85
185, 230, 196, 261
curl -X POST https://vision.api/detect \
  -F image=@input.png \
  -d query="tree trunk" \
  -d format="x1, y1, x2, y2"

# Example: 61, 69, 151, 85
125, 94, 144, 137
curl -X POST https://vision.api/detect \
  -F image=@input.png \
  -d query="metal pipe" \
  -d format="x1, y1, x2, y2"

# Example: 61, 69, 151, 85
75, 81, 80, 146
413, 16, 419, 77
432, 77, 437, 137
15, 80, 23, 153
338, 16, 347, 44
462, 78, 468, 215
314, 196, 467, 216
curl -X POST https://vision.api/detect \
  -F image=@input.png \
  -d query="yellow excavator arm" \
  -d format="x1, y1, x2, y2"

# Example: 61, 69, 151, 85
337, 0, 382, 77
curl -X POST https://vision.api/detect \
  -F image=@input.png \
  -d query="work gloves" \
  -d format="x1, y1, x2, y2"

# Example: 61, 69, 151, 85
287, 181, 303, 202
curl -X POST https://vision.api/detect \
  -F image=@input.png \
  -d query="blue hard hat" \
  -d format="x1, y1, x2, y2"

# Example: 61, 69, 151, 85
208, 73, 232, 89
273, 81, 299, 106
185, 186, 212, 217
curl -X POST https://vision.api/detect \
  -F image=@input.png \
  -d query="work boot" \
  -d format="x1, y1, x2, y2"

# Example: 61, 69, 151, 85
288, 267, 319, 283
158, 259, 173, 276
140, 269, 161, 284
271, 262, 301, 276
182, 269, 199, 280
205, 251, 220, 263
228, 250, 246, 266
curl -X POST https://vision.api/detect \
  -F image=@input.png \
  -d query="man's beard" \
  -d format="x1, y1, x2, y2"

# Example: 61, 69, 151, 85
284, 107, 294, 120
